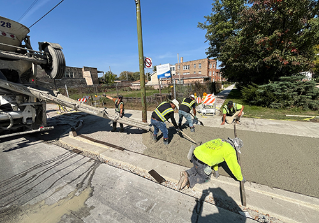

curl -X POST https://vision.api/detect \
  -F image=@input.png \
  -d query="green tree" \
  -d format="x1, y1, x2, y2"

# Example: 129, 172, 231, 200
118, 71, 134, 81
199, 0, 319, 85
103, 71, 116, 84
312, 45, 319, 80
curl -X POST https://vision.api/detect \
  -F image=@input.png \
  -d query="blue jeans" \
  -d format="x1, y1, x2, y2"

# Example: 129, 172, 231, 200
178, 110, 194, 127
151, 118, 168, 139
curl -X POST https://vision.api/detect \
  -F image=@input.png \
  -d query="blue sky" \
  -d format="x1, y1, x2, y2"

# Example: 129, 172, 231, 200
2, 0, 216, 77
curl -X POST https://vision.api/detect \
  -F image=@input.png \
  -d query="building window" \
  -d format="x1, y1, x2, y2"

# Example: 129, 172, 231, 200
213, 71, 215, 76
65, 72, 69, 78
70, 72, 74, 78
209, 71, 212, 76
213, 63, 215, 68
194, 64, 196, 69
199, 63, 201, 69
199, 71, 201, 74
178, 65, 180, 70
171, 67, 175, 71
209, 64, 212, 68
194, 71, 196, 74
183, 72, 190, 75
213, 78, 215, 82
183, 65, 190, 70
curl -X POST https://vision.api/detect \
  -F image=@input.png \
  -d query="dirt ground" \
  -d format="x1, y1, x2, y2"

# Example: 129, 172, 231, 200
142, 124, 319, 199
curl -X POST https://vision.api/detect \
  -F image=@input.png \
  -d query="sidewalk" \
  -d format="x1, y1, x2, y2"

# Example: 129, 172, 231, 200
56, 87, 319, 223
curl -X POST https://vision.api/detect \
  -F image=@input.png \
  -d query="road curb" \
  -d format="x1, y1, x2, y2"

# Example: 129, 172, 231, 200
59, 135, 319, 223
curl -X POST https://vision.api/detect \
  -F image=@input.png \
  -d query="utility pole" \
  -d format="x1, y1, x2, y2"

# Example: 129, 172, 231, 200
135, 0, 147, 123
177, 53, 180, 83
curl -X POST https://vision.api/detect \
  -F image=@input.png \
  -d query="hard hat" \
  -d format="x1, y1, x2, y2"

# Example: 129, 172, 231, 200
171, 99, 179, 110
190, 94, 195, 99
226, 137, 243, 153
227, 101, 233, 106
118, 95, 123, 99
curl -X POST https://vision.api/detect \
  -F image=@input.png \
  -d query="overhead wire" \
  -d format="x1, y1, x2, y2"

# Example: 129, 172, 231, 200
29, 0, 65, 29
18, 0, 40, 22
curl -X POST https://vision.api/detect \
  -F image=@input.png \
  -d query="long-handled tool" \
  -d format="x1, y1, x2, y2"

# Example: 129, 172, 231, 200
167, 121, 199, 145
234, 123, 247, 206
190, 113, 204, 126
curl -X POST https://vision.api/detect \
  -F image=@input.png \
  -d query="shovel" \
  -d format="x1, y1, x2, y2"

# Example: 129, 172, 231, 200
190, 113, 204, 126
234, 123, 247, 206
167, 121, 199, 145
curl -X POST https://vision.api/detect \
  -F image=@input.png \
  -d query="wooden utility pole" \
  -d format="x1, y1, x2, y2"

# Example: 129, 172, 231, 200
135, 0, 147, 122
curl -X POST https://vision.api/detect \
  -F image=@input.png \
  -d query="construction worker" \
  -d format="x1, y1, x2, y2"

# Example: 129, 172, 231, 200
106, 95, 124, 132
178, 95, 197, 132
151, 99, 180, 145
177, 137, 245, 190
221, 101, 244, 125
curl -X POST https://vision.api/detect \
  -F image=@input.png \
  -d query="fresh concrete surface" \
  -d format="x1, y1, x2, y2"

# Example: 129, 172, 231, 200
60, 132, 319, 223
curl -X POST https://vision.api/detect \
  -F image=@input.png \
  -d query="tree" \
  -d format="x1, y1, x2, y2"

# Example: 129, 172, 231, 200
199, 0, 319, 85
312, 45, 319, 80
103, 71, 116, 84
118, 71, 134, 81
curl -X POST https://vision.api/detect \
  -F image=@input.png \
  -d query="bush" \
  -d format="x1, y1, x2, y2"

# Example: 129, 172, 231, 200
241, 76, 319, 110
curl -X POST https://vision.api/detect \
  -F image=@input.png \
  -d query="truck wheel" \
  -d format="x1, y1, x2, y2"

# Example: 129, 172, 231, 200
43, 45, 65, 79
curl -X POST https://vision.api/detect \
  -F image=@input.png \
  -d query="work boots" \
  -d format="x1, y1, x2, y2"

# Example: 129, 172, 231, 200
163, 138, 168, 145
111, 122, 117, 132
120, 123, 124, 132
152, 134, 157, 142
190, 127, 195, 132
177, 171, 189, 190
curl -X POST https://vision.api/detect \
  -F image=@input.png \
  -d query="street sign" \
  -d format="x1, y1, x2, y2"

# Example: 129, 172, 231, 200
144, 57, 152, 68
157, 63, 171, 79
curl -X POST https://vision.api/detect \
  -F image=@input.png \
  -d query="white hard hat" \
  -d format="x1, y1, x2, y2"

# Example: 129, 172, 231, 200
190, 95, 195, 99
171, 99, 179, 110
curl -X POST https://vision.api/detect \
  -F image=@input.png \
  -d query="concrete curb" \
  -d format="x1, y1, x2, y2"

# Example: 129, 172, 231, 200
60, 135, 319, 223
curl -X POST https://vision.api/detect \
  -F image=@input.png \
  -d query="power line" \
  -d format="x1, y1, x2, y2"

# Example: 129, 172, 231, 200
18, 0, 40, 22
29, 0, 65, 29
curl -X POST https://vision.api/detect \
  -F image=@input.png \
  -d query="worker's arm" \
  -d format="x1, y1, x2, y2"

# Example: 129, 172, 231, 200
238, 105, 244, 117
192, 107, 196, 117
106, 96, 116, 102
119, 103, 124, 117
221, 114, 226, 125
169, 113, 178, 129
224, 152, 243, 181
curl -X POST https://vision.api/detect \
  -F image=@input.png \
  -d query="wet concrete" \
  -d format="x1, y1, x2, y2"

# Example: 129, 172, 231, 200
142, 124, 319, 199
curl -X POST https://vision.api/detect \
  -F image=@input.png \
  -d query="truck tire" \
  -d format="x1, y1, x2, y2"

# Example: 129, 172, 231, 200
43, 45, 65, 79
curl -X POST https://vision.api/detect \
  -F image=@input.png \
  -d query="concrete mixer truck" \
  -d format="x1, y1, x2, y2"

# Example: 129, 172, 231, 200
0, 16, 150, 139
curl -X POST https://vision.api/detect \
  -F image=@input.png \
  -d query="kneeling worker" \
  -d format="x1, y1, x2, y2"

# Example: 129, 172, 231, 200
151, 99, 180, 145
177, 137, 245, 190
221, 101, 244, 125
178, 95, 196, 132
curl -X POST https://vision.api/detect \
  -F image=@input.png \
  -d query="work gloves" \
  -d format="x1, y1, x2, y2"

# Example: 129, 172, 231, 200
214, 170, 219, 178
176, 128, 181, 133
119, 113, 123, 118
194, 116, 198, 120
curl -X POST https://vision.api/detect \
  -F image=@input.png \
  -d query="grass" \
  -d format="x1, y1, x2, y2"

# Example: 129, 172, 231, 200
222, 89, 319, 122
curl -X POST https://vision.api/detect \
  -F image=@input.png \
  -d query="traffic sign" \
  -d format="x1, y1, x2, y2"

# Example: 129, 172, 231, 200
144, 57, 152, 68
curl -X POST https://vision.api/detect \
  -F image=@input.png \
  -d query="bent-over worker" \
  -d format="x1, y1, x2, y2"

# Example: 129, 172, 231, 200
106, 95, 124, 132
221, 101, 244, 125
177, 137, 245, 190
178, 95, 196, 132
151, 99, 180, 145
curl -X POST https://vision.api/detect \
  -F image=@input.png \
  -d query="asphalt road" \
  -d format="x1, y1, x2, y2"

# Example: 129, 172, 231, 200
0, 136, 254, 223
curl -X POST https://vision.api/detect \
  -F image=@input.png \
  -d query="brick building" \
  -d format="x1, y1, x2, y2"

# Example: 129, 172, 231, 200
37, 66, 103, 89
175, 57, 222, 82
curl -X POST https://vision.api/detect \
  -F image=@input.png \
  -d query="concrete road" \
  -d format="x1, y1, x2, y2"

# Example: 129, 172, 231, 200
0, 136, 254, 223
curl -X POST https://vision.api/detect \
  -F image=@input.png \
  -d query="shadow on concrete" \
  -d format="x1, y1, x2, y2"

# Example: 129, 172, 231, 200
191, 187, 246, 223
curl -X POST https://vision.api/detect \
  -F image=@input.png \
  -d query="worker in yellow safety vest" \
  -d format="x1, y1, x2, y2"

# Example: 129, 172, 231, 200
106, 95, 124, 132
178, 95, 197, 132
221, 101, 244, 125
177, 137, 245, 190
151, 99, 180, 145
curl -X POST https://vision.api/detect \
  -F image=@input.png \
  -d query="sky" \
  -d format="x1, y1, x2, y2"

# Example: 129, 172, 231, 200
1, 0, 216, 77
